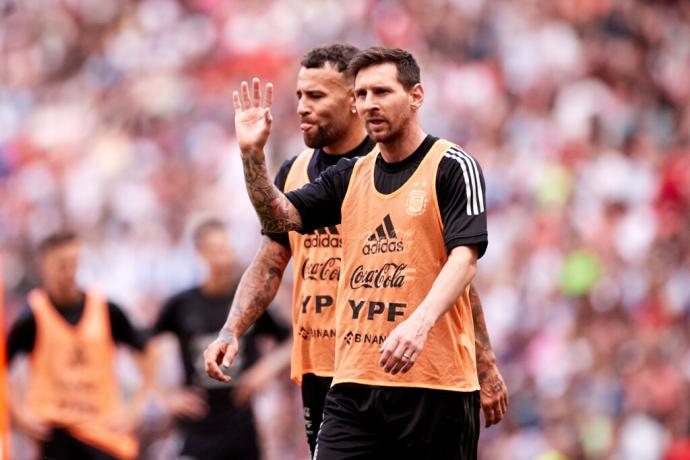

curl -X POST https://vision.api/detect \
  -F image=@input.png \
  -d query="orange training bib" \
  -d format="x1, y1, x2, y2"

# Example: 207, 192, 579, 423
285, 149, 340, 383
334, 139, 479, 392
26, 289, 138, 460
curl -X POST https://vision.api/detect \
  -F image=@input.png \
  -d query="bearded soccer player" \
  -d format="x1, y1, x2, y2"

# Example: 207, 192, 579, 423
206, 45, 507, 458
6, 232, 144, 460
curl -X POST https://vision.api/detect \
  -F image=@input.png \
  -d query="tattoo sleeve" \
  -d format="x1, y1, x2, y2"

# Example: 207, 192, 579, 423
221, 237, 292, 339
470, 284, 497, 382
241, 153, 303, 233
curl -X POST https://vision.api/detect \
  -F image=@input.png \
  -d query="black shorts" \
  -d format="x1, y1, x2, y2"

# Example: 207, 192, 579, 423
178, 389, 259, 460
41, 428, 118, 460
301, 373, 334, 458
315, 384, 480, 460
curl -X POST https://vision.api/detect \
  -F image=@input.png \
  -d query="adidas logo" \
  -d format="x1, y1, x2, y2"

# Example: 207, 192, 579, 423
304, 226, 342, 248
362, 214, 404, 255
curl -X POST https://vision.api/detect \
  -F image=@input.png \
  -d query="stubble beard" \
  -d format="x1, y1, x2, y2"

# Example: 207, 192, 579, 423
303, 121, 349, 149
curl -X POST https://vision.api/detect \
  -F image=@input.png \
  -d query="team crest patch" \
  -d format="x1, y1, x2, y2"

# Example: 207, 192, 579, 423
406, 188, 427, 215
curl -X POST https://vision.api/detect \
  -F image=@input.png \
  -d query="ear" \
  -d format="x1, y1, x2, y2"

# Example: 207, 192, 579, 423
347, 87, 357, 114
409, 83, 424, 111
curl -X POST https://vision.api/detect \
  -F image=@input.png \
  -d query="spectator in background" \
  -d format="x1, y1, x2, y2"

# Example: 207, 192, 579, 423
5, 231, 145, 460
147, 218, 289, 460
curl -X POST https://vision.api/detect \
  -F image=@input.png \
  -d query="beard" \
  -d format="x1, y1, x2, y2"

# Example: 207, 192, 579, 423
365, 118, 402, 144
302, 121, 348, 149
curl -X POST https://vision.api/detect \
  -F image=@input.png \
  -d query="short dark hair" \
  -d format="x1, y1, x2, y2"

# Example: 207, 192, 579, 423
37, 230, 78, 257
193, 218, 226, 247
300, 44, 360, 74
347, 47, 421, 90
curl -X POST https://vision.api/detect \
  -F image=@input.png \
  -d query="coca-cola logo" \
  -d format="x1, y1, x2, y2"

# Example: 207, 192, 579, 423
301, 257, 341, 281
349, 263, 407, 289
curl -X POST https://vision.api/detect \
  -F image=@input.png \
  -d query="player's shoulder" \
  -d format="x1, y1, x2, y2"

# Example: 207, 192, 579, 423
105, 299, 131, 318
10, 303, 36, 329
278, 154, 300, 177
438, 142, 482, 171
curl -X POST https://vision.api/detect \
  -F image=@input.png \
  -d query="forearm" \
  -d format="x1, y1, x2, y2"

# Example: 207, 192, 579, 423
240, 149, 303, 233
221, 238, 290, 339
414, 245, 477, 329
469, 284, 497, 369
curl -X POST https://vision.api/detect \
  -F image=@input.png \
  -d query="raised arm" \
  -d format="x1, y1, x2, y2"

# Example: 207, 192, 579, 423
233, 78, 302, 233
469, 284, 509, 427
204, 237, 291, 382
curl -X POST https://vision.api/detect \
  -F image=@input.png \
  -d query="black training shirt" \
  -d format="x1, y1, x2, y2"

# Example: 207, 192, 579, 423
285, 135, 488, 257
265, 136, 375, 248
152, 286, 289, 390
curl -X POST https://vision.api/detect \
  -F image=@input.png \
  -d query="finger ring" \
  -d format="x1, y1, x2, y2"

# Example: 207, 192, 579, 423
403, 354, 411, 359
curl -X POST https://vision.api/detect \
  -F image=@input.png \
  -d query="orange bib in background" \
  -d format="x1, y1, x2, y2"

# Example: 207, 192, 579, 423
26, 289, 138, 460
285, 149, 339, 383
0, 261, 9, 460
334, 139, 480, 392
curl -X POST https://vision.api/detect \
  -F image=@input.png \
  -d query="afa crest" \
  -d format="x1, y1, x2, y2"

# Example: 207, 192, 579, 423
406, 189, 427, 215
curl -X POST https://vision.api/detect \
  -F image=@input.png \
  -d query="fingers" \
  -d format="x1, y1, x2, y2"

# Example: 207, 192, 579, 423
379, 336, 399, 369
482, 396, 507, 427
380, 336, 418, 374
240, 81, 251, 110
232, 91, 241, 112
264, 82, 273, 109
387, 346, 408, 374
222, 341, 239, 369
235, 79, 273, 112
400, 349, 419, 374
204, 343, 231, 383
252, 77, 261, 107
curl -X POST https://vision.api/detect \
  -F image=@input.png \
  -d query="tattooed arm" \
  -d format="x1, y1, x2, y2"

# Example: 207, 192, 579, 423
204, 237, 292, 382
232, 78, 303, 233
470, 284, 509, 427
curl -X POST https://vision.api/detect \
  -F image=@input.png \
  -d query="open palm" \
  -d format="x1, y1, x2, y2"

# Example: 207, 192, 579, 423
233, 78, 274, 153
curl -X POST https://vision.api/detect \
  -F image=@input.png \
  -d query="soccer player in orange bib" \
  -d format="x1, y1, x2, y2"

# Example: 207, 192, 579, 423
208, 45, 507, 458
6, 232, 145, 460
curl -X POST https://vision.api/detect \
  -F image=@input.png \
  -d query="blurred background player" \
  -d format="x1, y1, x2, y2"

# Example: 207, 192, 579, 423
5, 231, 144, 460
148, 218, 289, 460
205, 43, 507, 456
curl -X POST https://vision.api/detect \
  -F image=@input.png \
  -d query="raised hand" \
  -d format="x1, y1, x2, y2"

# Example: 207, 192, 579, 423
233, 77, 274, 154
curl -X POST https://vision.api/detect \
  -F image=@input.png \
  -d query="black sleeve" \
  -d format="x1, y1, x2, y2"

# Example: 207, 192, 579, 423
253, 310, 290, 342
263, 157, 297, 249
151, 297, 179, 337
109, 302, 146, 351
436, 150, 488, 258
6, 307, 36, 363
285, 156, 358, 233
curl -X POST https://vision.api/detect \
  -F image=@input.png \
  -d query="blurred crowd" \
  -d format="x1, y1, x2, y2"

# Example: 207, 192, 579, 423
2, 0, 690, 459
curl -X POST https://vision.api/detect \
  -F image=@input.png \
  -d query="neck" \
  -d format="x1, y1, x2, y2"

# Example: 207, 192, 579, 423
322, 118, 368, 155
47, 286, 83, 307
379, 123, 426, 163
201, 273, 232, 297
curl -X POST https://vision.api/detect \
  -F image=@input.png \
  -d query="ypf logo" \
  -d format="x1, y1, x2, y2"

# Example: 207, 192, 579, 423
362, 214, 404, 255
